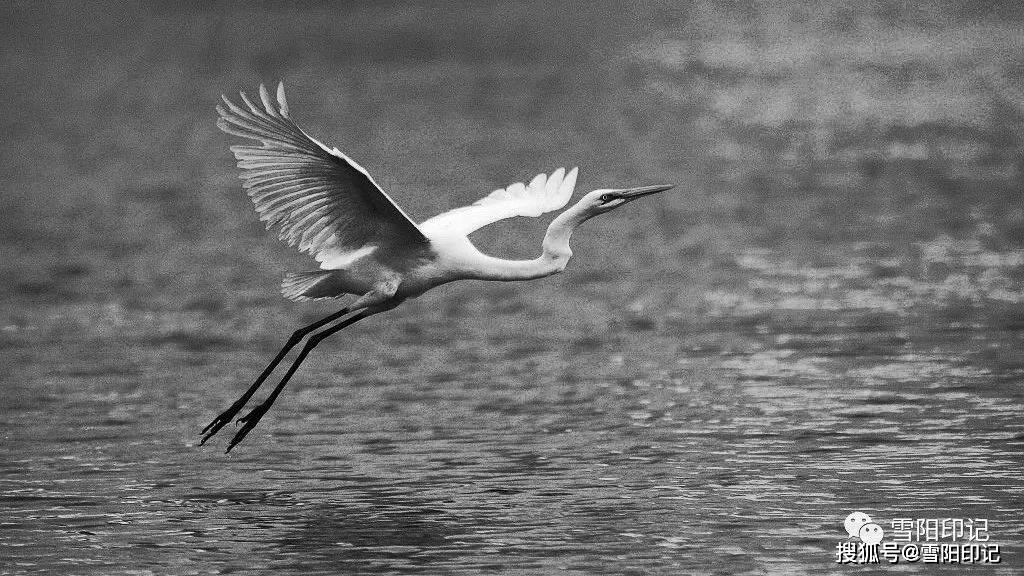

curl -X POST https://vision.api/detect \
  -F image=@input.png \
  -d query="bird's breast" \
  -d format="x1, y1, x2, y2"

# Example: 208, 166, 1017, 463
392, 233, 486, 295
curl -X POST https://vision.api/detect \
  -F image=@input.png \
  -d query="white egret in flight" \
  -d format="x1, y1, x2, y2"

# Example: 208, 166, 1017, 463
201, 83, 673, 452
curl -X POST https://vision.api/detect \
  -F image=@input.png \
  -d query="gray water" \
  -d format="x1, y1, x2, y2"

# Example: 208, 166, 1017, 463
4, 2, 1024, 573
3, 245, 1022, 575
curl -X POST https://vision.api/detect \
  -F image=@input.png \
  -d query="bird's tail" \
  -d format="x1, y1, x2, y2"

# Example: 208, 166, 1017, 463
281, 271, 334, 301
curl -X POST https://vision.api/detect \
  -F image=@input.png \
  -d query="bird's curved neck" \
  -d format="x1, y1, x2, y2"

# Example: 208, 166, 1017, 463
471, 203, 588, 281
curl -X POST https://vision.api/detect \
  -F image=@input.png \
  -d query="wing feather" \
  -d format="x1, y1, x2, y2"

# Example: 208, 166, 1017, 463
217, 82, 430, 269
421, 167, 578, 236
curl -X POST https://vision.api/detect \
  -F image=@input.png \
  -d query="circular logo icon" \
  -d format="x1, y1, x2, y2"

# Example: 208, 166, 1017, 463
844, 512, 872, 538
859, 522, 884, 545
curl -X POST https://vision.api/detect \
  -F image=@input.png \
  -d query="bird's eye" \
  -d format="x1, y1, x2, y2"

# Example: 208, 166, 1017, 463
599, 194, 614, 203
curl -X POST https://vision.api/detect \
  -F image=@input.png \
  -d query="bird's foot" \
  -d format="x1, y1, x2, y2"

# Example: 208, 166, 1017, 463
225, 403, 271, 453
199, 398, 250, 446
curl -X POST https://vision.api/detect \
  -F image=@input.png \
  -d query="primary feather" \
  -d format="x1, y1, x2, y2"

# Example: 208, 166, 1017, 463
420, 167, 578, 236
216, 82, 430, 271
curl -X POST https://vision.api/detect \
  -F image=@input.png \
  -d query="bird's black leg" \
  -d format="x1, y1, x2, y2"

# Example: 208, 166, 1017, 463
224, 309, 375, 453
199, 307, 350, 446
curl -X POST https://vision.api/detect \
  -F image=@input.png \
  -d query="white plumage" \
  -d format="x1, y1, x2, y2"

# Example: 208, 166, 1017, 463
421, 167, 578, 236
217, 83, 429, 274
202, 82, 673, 452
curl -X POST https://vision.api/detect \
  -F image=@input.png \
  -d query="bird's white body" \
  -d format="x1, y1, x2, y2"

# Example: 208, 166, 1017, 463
389, 227, 565, 293
303, 203, 576, 302
202, 82, 671, 451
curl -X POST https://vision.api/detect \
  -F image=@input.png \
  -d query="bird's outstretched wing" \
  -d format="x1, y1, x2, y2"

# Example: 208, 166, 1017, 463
217, 83, 430, 269
420, 167, 578, 236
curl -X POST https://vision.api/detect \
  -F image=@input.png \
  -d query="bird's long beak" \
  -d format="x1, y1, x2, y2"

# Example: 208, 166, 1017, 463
616, 184, 675, 202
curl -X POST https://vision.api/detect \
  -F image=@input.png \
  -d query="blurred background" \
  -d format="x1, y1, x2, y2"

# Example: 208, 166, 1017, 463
2, 1, 1023, 574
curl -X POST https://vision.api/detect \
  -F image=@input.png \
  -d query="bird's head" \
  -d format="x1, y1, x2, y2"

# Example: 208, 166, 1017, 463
575, 184, 675, 220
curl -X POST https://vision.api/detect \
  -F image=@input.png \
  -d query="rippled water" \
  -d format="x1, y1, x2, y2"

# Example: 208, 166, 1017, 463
3, 240, 1023, 575
6, 1, 1024, 573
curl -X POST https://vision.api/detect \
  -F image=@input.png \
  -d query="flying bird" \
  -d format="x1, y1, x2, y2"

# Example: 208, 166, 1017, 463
201, 82, 673, 452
